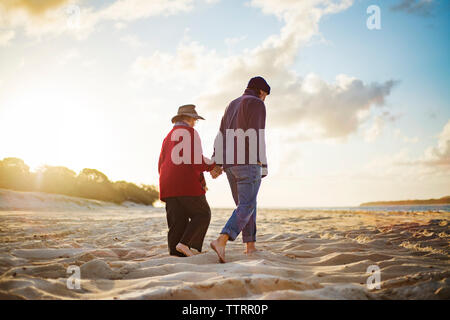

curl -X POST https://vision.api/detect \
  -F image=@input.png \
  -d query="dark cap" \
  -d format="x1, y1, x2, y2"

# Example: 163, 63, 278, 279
247, 76, 270, 95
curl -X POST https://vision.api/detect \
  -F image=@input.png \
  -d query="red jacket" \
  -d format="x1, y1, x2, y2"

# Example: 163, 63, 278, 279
158, 123, 215, 201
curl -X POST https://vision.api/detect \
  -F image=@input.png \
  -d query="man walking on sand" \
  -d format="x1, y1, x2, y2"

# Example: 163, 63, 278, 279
210, 76, 270, 263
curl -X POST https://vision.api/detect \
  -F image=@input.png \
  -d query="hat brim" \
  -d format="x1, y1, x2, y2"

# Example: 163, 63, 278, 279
171, 114, 205, 123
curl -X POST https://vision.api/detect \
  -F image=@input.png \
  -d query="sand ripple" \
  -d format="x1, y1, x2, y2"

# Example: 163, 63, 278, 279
0, 208, 449, 299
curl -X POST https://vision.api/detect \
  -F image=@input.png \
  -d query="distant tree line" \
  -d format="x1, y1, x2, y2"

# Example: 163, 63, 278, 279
0, 157, 159, 206
360, 196, 450, 207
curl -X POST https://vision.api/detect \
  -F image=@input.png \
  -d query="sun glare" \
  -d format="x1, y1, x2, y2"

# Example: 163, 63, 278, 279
1, 86, 112, 174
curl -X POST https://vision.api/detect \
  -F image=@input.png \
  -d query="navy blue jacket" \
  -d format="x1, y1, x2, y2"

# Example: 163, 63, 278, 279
213, 88, 268, 176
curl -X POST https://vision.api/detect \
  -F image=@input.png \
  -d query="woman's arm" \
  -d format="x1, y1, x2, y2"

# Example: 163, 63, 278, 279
192, 128, 216, 172
158, 137, 167, 175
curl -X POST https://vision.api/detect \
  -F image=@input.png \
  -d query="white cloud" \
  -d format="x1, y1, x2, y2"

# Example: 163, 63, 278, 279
131, 38, 221, 87
225, 35, 247, 47
364, 111, 401, 143
57, 49, 80, 65
18, 57, 25, 69
0, 30, 15, 46
94, 0, 193, 22
114, 22, 127, 30
0, 0, 210, 39
198, 0, 396, 139
394, 129, 419, 144
391, 0, 435, 16
365, 116, 385, 143
0, 0, 70, 15
131, 0, 397, 140
422, 120, 450, 166
392, 120, 450, 170
0, 0, 74, 38
120, 34, 144, 48
355, 120, 449, 192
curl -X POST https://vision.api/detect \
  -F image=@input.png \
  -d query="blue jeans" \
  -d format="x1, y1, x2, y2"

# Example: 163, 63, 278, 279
221, 165, 262, 243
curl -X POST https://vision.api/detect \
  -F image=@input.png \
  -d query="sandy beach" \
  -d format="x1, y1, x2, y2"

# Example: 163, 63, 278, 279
0, 189, 448, 300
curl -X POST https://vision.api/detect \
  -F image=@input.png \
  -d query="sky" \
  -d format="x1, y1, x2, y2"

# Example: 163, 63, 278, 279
0, 0, 449, 208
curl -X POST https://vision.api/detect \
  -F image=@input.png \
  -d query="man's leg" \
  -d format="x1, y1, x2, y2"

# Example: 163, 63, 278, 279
220, 165, 261, 241
209, 169, 237, 262
211, 165, 261, 262
242, 170, 261, 254
226, 168, 239, 206
165, 197, 189, 257
242, 206, 258, 253
179, 195, 211, 252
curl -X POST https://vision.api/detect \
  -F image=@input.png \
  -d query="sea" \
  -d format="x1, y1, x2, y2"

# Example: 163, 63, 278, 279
288, 204, 450, 213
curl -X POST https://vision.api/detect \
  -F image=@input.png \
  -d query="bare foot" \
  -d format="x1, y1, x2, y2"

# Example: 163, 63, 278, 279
210, 240, 226, 263
176, 243, 194, 257
244, 242, 258, 254
190, 248, 204, 255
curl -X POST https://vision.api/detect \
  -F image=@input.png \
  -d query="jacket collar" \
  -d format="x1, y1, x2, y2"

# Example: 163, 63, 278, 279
173, 121, 190, 128
243, 88, 260, 98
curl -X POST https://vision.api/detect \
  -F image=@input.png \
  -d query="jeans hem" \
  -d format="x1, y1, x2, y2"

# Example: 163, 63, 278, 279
221, 229, 238, 241
242, 236, 256, 243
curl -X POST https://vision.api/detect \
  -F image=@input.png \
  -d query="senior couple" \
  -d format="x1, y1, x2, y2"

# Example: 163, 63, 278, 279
158, 76, 270, 263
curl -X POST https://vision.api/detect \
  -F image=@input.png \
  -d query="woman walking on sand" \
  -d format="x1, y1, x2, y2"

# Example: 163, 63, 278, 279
158, 104, 223, 257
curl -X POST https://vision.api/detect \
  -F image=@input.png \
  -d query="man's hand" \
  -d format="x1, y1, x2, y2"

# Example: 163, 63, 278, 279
258, 162, 268, 178
210, 165, 223, 179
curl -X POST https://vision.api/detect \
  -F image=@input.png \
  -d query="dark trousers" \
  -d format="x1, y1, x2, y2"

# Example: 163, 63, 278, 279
165, 195, 211, 257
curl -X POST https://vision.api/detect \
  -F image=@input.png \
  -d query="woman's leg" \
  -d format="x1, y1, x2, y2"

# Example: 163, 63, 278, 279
165, 197, 189, 257
178, 195, 211, 252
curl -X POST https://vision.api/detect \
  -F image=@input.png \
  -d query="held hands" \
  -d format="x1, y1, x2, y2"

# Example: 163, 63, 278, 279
200, 166, 222, 192
210, 165, 223, 179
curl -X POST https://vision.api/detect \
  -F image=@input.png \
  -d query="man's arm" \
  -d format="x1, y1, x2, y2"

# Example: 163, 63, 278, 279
246, 99, 268, 177
211, 115, 225, 167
